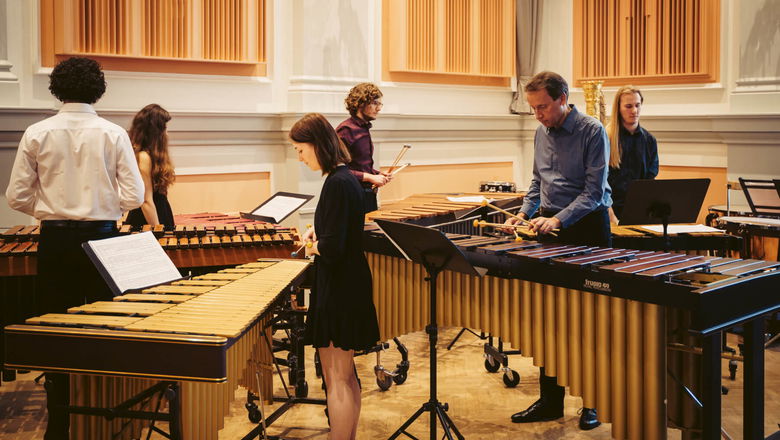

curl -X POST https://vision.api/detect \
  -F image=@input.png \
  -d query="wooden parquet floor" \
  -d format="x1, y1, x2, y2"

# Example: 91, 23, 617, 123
1, 328, 778, 439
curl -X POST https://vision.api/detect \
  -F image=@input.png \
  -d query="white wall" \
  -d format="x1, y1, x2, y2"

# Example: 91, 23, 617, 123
1, 0, 779, 229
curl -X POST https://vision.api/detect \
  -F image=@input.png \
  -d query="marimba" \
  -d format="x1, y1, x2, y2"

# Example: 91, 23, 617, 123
4, 258, 311, 440
366, 193, 525, 232
0, 222, 303, 383
0, 223, 302, 277
363, 228, 780, 440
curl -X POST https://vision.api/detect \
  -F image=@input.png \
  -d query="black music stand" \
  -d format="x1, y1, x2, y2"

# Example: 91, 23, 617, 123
619, 178, 710, 251
375, 219, 487, 440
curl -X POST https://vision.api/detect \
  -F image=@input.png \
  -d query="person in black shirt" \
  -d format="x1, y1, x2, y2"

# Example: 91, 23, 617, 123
290, 113, 380, 440
125, 104, 176, 229
606, 85, 659, 223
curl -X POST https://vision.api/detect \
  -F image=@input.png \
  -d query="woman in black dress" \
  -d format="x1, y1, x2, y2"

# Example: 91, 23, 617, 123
290, 113, 380, 439
125, 104, 175, 229
606, 86, 659, 224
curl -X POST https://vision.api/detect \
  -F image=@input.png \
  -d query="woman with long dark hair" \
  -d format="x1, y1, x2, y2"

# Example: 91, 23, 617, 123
290, 113, 380, 440
125, 104, 176, 228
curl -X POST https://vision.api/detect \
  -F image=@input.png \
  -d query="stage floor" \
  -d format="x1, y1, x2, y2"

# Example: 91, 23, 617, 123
1, 328, 778, 439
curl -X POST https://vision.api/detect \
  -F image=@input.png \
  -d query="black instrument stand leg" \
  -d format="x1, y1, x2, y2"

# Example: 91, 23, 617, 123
434, 403, 464, 440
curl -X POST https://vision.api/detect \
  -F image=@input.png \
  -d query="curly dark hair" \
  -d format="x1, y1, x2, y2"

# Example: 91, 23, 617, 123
49, 57, 106, 104
524, 71, 569, 101
344, 83, 382, 117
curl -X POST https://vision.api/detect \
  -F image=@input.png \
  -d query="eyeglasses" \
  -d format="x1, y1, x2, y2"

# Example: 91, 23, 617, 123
370, 100, 383, 108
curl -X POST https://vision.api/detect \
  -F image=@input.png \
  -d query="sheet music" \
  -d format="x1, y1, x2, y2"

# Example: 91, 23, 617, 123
446, 196, 495, 203
641, 224, 724, 234
252, 195, 309, 223
84, 232, 181, 294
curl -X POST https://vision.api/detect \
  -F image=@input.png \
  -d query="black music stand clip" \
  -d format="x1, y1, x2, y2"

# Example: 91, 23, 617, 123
619, 178, 710, 251
375, 219, 486, 440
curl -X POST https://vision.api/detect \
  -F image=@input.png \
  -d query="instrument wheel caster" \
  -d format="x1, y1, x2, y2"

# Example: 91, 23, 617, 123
314, 352, 323, 378
393, 371, 407, 385
728, 360, 738, 380
503, 370, 520, 387
245, 402, 262, 424
295, 380, 309, 398
376, 374, 393, 391
484, 356, 500, 373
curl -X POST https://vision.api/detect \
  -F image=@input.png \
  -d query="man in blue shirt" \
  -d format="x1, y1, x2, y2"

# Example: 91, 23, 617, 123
507, 71, 611, 430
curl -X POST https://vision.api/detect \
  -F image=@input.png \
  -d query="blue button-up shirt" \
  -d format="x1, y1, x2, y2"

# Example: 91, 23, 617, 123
520, 105, 612, 228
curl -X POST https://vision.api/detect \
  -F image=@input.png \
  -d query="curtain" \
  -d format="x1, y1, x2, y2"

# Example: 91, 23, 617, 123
509, 0, 541, 114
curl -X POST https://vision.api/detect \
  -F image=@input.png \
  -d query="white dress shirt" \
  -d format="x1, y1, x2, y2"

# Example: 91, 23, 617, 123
6, 103, 144, 221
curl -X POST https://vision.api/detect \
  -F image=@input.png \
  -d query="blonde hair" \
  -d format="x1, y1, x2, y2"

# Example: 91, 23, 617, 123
606, 86, 644, 169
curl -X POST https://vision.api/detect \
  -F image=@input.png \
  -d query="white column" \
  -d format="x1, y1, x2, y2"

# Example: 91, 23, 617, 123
0, 0, 17, 81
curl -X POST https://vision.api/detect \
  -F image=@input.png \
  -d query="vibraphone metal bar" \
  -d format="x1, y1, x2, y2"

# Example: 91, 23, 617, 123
363, 228, 780, 440
4, 259, 311, 440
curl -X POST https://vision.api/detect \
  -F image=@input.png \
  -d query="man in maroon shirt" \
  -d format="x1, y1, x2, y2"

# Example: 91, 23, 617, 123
337, 83, 392, 213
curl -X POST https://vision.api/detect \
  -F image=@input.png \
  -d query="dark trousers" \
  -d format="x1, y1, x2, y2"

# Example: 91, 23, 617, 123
540, 207, 612, 248
362, 187, 378, 213
38, 220, 118, 440
536, 208, 610, 407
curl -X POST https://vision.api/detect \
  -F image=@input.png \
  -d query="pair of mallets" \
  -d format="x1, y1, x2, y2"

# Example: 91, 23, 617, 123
474, 199, 559, 237
372, 144, 412, 189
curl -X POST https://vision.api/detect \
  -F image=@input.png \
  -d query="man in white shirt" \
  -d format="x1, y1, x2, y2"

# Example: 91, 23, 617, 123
5, 56, 143, 440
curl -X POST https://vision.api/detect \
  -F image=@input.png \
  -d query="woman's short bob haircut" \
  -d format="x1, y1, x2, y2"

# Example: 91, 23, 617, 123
289, 113, 351, 175
49, 57, 106, 104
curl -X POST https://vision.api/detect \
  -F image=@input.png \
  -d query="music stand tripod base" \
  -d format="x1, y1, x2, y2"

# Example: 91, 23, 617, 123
375, 219, 487, 440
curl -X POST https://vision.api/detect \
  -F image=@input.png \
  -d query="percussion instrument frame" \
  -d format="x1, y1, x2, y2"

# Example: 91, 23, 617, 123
365, 230, 780, 440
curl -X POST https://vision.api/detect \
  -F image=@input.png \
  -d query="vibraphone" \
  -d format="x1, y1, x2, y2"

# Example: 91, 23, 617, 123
4, 258, 311, 440
363, 228, 780, 440
366, 193, 743, 255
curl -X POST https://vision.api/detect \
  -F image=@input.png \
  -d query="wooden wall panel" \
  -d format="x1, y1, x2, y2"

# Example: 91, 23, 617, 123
167, 172, 271, 215
657, 165, 727, 224
574, 0, 718, 86
378, 162, 515, 204
40, 0, 266, 76
384, 0, 514, 86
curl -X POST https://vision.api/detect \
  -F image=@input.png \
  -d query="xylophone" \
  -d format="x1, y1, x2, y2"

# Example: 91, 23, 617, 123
363, 227, 780, 440
4, 258, 311, 440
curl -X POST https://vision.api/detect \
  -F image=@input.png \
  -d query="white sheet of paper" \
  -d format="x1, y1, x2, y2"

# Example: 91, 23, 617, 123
446, 196, 495, 203
719, 216, 780, 227
85, 232, 181, 294
252, 195, 308, 222
640, 224, 724, 234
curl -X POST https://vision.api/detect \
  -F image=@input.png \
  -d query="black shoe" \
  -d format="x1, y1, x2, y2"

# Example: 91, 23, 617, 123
578, 407, 601, 430
511, 398, 563, 423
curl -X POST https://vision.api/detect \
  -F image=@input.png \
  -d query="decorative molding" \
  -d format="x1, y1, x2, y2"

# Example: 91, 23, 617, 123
735, 76, 780, 88
1, 108, 779, 149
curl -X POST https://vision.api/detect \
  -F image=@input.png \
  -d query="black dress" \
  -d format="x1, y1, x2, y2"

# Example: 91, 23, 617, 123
304, 165, 380, 351
125, 191, 175, 229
